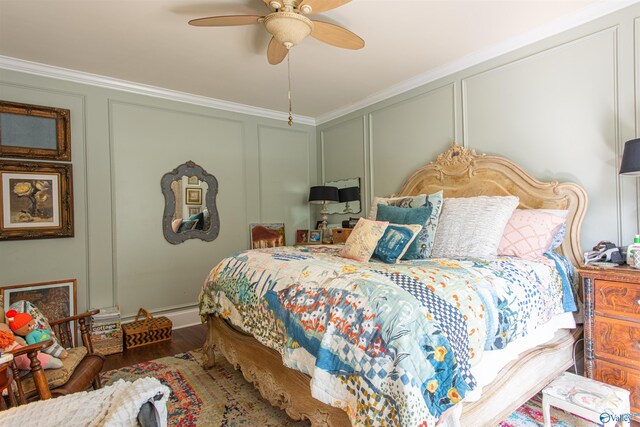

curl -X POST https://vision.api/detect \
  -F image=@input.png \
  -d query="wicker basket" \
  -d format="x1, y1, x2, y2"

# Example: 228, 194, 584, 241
92, 329, 123, 356
332, 228, 353, 244
122, 308, 172, 349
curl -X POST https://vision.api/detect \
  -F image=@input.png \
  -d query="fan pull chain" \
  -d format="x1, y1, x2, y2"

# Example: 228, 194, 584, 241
287, 51, 293, 126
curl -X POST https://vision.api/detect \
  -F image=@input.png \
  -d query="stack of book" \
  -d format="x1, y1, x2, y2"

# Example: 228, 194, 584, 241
91, 306, 123, 355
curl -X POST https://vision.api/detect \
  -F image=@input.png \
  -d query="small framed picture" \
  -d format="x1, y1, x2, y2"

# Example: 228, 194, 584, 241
308, 229, 322, 243
1, 160, 74, 241
187, 176, 199, 185
315, 220, 323, 230
0, 100, 71, 161
185, 187, 202, 205
295, 229, 309, 245
250, 223, 285, 249
188, 207, 201, 216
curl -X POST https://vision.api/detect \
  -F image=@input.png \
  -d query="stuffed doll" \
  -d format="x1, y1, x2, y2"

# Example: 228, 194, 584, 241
0, 322, 63, 370
5, 310, 68, 359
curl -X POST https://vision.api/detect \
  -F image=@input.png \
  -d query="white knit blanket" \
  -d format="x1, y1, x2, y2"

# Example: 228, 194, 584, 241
0, 377, 170, 427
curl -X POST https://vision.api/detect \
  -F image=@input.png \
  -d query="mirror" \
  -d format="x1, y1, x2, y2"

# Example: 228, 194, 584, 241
326, 177, 361, 215
161, 161, 220, 244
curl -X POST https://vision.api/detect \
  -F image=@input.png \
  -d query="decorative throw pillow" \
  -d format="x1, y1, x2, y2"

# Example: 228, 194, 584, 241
415, 190, 443, 258
376, 204, 431, 260
188, 212, 205, 230
539, 209, 569, 250
177, 218, 198, 233
368, 194, 428, 220
9, 300, 68, 359
373, 224, 422, 264
340, 218, 389, 262
370, 191, 444, 258
431, 196, 519, 259
498, 209, 566, 261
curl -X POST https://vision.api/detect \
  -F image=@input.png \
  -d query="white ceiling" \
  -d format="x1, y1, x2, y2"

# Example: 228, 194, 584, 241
0, 0, 634, 123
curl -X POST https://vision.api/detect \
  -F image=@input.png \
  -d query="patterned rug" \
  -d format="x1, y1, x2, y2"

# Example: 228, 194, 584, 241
100, 350, 596, 426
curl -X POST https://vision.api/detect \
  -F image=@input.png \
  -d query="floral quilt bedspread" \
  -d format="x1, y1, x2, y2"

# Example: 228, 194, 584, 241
199, 245, 575, 427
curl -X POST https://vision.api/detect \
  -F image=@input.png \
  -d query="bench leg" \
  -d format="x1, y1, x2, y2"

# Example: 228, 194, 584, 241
542, 395, 552, 427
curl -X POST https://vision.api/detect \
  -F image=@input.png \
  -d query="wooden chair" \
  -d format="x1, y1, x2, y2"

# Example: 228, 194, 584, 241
8, 310, 105, 400
1, 340, 53, 408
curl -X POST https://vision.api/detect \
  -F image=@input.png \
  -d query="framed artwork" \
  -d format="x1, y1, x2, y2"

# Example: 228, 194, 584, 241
250, 223, 285, 249
185, 187, 202, 205
315, 220, 323, 230
187, 176, 199, 185
1, 279, 77, 341
188, 207, 201, 216
0, 100, 71, 161
0, 160, 74, 241
308, 229, 322, 243
295, 229, 309, 245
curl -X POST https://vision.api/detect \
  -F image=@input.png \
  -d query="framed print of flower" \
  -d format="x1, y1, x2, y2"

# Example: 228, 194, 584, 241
0, 160, 73, 240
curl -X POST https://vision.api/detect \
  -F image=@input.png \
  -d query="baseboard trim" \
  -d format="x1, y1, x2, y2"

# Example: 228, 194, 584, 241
121, 306, 201, 330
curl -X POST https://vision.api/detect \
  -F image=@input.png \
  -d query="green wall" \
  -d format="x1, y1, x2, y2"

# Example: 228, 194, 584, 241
0, 69, 317, 317
318, 4, 640, 252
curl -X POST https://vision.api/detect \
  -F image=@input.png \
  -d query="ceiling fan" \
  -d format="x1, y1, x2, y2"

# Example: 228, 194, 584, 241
188, 0, 365, 65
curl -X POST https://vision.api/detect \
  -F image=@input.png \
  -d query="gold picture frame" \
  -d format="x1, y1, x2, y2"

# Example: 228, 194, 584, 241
0, 100, 71, 161
185, 187, 202, 205
0, 160, 74, 240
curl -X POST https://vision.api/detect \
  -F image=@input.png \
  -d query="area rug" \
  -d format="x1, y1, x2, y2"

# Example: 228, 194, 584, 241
100, 350, 596, 426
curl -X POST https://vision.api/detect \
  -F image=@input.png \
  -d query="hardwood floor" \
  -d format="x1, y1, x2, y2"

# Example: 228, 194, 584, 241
102, 323, 207, 371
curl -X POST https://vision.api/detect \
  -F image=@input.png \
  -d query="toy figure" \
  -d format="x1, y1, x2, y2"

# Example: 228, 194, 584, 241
6, 309, 68, 359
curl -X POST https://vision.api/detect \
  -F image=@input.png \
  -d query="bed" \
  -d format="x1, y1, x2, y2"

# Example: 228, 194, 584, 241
199, 144, 588, 426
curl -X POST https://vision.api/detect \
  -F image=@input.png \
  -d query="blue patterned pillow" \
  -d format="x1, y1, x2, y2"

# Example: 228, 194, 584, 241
188, 212, 205, 230
177, 219, 198, 232
373, 224, 422, 263
376, 204, 431, 260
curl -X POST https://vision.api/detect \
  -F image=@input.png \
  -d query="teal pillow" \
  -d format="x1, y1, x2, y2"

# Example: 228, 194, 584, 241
188, 212, 205, 230
177, 219, 198, 233
376, 204, 430, 260
373, 224, 421, 263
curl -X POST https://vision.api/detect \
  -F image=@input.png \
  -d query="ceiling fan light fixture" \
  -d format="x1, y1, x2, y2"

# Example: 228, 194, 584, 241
263, 12, 313, 46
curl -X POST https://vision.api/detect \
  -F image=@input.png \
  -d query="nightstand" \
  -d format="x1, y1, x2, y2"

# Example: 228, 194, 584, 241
579, 266, 640, 423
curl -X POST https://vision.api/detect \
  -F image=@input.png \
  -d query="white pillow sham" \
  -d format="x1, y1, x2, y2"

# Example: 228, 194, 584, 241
431, 196, 519, 259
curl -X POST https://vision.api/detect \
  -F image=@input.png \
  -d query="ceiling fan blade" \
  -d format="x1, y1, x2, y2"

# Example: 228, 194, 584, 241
298, 0, 351, 14
267, 37, 289, 65
188, 15, 262, 27
310, 20, 364, 50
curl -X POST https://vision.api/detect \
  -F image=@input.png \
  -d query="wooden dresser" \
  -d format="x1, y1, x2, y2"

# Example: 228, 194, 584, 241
580, 266, 640, 422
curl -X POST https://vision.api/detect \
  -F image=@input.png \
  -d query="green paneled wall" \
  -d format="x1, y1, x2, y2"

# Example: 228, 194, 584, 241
0, 69, 317, 318
318, 3, 640, 251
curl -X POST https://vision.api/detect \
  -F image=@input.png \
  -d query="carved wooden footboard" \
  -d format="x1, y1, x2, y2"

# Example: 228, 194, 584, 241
204, 314, 581, 427
204, 316, 351, 427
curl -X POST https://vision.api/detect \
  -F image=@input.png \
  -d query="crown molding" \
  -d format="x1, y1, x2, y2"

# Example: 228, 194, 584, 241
315, 0, 640, 125
0, 55, 316, 126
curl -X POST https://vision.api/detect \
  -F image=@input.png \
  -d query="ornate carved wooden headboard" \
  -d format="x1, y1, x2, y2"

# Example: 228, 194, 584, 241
395, 144, 588, 267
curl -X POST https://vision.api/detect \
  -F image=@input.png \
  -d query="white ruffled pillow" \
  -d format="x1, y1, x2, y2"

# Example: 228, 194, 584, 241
431, 196, 519, 258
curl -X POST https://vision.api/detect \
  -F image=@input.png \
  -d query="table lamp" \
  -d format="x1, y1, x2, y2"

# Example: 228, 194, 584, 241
338, 186, 360, 214
308, 186, 339, 229
620, 138, 640, 175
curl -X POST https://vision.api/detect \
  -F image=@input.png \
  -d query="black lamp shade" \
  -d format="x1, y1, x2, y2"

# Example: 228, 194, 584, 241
308, 186, 339, 204
620, 138, 640, 175
338, 186, 360, 203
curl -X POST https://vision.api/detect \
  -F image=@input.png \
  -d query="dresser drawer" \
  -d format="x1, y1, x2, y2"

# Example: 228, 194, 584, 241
594, 316, 640, 370
595, 359, 640, 421
594, 279, 640, 319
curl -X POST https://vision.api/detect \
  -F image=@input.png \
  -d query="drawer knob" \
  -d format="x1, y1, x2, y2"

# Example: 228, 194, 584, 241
637, 298, 640, 305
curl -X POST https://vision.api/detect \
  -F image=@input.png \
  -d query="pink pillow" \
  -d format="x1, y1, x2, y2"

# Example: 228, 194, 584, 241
498, 209, 565, 261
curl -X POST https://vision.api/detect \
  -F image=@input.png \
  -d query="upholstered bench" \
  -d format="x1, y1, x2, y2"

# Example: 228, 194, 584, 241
542, 372, 631, 427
